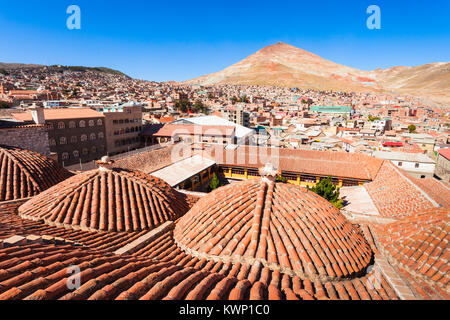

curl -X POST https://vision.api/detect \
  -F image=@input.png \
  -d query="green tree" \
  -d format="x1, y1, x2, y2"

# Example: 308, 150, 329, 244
209, 173, 221, 191
238, 95, 249, 103
307, 176, 343, 209
276, 175, 287, 183
368, 115, 380, 122
0, 101, 11, 109
408, 124, 417, 133
230, 96, 238, 104
175, 99, 191, 113
207, 93, 214, 100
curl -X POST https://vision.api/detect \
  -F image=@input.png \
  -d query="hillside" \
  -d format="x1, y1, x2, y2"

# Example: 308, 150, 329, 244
185, 42, 450, 105
0, 63, 130, 78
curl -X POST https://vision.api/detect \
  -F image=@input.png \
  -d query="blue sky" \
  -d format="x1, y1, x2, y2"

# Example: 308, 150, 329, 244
0, 0, 449, 81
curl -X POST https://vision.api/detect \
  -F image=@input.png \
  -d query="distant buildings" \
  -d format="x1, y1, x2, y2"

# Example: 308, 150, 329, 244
12, 107, 107, 166
221, 105, 250, 127
309, 105, 353, 117
95, 104, 143, 156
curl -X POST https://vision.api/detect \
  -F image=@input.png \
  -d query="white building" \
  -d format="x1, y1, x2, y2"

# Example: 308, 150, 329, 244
173, 115, 255, 145
372, 151, 435, 178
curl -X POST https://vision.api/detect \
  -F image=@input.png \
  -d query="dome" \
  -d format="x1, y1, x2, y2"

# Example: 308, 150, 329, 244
0, 145, 72, 201
174, 177, 373, 282
19, 164, 191, 233
373, 208, 449, 288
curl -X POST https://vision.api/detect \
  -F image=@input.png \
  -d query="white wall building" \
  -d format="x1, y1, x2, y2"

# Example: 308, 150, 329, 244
372, 151, 436, 178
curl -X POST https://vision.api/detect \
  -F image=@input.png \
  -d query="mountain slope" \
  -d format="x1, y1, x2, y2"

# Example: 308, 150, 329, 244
0, 63, 130, 78
185, 42, 450, 104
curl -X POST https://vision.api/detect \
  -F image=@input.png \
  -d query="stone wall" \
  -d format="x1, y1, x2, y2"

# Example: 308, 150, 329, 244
0, 126, 50, 156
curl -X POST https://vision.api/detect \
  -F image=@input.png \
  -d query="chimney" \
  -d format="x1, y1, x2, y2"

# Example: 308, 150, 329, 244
30, 105, 45, 125
96, 156, 115, 172
259, 163, 279, 183
48, 152, 59, 163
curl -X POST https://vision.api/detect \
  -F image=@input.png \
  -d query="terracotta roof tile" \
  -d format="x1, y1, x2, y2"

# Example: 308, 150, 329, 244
0, 146, 72, 201
18, 168, 192, 233
174, 178, 373, 282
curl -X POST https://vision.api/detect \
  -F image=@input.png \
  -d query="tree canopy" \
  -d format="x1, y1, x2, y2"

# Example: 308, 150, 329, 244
307, 176, 343, 209
408, 124, 417, 133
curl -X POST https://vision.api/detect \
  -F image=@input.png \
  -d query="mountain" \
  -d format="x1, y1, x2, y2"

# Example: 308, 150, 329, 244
185, 42, 450, 105
0, 63, 130, 78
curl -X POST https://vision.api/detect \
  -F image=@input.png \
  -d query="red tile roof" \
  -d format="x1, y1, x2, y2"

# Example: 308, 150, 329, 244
18, 168, 192, 233
0, 146, 73, 202
12, 108, 104, 121
174, 179, 373, 282
0, 236, 398, 300
371, 208, 449, 299
149, 124, 235, 137
364, 162, 436, 218
211, 146, 383, 181
438, 148, 450, 160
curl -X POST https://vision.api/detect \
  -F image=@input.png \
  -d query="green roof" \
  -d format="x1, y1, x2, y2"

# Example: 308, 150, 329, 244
310, 106, 352, 113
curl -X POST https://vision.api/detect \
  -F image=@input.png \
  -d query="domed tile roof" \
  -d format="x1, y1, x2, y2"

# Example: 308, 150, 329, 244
0, 145, 72, 201
174, 170, 373, 282
373, 208, 449, 288
19, 158, 191, 233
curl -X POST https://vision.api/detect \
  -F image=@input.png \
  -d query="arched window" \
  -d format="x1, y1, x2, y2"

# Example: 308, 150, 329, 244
81, 134, 87, 142
49, 138, 56, 146
69, 121, 76, 129
71, 136, 77, 143
90, 133, 96, 140
58, 122, 65, 129
47, 123, 54, 130
98, 132, 104, 139
79, 120, 86, 128
59, 137, 67, 145
99, 145, 105, 152
91, 146, 97, 153
97, 119, 103, 126
88, 120, 95, 127
82, 148, 88, 155
62, 152, 69, 161
73, 150, 79, 158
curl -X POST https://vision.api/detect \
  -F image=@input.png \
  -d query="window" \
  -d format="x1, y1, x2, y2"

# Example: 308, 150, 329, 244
62, 152, 69, 161
91, 146, 97, 153
97, 119, 103, 126
59, 137, 67, 145
81, 134, 87, 142
421, 175, 426, 178
58, 122, 65, 129
69, 121, 76, 129
47, 122, 54, 130
73, 150, 79, 158
98, 132, 104, 139
49, 138, 56, 146
82, 148, 88, 155
398, 162, 403, 167
89, 120, 95, 127
79, 120, 86, 128
415, 163, 420, 168
99, 145, 105, 152
70, 136, 77, 144
90, 133, 96, 140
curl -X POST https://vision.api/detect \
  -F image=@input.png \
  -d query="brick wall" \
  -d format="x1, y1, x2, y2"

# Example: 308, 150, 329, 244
0, 126, 50, 156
